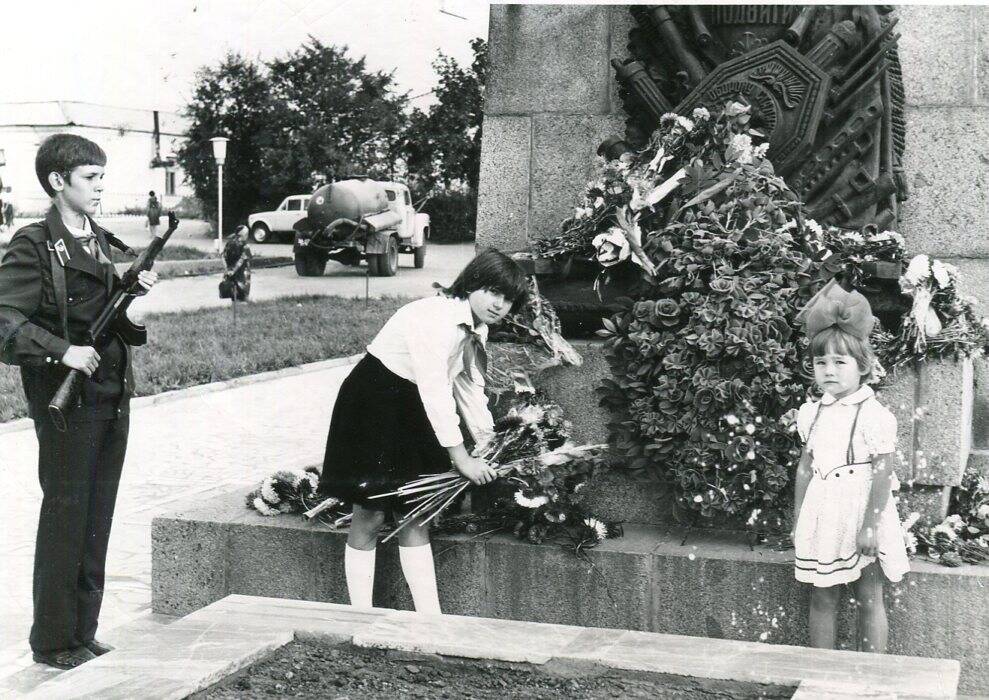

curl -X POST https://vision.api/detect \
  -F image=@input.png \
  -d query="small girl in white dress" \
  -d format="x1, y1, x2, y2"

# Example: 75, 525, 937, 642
793, 283, 909, 653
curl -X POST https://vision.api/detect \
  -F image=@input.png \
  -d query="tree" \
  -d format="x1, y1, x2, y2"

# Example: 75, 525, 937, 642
178, 40, 408, 231
177, 53, 277, 234
405, 38, 487, 194
263, 38, 408, 195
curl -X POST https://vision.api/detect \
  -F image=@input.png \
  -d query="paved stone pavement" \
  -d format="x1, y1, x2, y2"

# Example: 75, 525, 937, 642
0, 358, 357, 692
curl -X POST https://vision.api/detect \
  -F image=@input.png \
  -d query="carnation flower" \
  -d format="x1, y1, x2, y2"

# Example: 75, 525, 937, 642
931, 260, 954, 289
514, 491, 549, 509
978, 504, 989, 522
931, 522, 958, 540
692, 106, 710, 121
903, 255, 931, 288
944, 514, 966, 531
753, 142, 770, 159
840, 231, 864, 244
253, 496, 278, 516
804, 219, 823, 237
516, 404, 546, 425
675, 116, 695, 132
583, 517, 609, 542
591, 229, 631, 267
260, 477, 280, 504
727, 133, 754, 164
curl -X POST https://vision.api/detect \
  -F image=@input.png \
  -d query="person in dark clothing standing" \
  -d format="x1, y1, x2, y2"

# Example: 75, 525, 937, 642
219, 224, 252, 301
147, 190, 161, 237
0, 134, 158, 669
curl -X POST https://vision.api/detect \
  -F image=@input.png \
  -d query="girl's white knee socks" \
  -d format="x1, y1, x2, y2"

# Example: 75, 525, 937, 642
399, 543, 442, 615
344, 544, 376, 608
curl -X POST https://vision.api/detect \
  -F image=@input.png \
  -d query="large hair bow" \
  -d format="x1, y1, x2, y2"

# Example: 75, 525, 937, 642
798, 279, 875, 340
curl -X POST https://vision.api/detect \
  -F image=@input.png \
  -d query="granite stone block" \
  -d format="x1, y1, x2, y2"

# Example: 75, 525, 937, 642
876, 367, 918, 484
895, 484, 952, 526
151, 518, 228, 616
485, 529, 653, 631
529, 339, 611, 445
581, 469, 676, 527
913, 358, 973, 486
899, 106, 989, 258
528, 113, 627, 244
312, 528, 349, 605
897, 5, 976, 106
976, 5, 989, 105
608, 5, 637, 120
486, 4, 611, 116
226, 522, 316, 602
476, 115, 531, 252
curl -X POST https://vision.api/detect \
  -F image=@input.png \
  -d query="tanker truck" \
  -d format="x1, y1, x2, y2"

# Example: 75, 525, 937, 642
291, 178, 429, 277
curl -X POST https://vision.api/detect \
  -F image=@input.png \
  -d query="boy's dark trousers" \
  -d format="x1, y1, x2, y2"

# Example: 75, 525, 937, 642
30, 415, 129, 652
0, 208, 139, 653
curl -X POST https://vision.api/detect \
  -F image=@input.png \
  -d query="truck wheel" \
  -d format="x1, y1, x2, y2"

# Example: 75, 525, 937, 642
250, 223, 271, 244
372, 237, 399, 277
413, 243, 427, 269
294, 249, 325, 276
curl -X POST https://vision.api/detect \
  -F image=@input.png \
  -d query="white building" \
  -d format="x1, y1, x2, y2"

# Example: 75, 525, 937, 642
0, 101, 194, 215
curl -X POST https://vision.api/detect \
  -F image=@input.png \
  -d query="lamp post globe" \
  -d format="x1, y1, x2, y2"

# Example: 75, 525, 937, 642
209, 137, 229, 253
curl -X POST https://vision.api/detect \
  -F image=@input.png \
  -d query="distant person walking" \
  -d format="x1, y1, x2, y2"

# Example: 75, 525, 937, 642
4, 201, 13, 232
0, 197, 5, 230
146, 190, 162, 237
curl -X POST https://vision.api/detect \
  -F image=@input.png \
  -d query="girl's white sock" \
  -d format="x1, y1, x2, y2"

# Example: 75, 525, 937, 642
344, 544, 376, 608
399, 543, 442, 615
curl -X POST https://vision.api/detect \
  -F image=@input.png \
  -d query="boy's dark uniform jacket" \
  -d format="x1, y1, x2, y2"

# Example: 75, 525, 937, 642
0, 207, 139, 420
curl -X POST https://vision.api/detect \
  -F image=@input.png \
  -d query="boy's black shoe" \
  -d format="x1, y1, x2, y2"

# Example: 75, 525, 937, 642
32, 646, 97, 670
83, 640, 113, 656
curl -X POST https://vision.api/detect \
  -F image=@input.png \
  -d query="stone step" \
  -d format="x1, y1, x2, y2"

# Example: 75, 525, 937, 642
152, 488, 989, 694
22, 595, 961, 700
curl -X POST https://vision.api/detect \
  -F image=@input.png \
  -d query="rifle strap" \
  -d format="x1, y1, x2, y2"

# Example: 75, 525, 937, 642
47, 245, 70, 341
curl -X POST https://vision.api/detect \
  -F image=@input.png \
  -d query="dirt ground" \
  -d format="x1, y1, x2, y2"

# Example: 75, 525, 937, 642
196, 639, 795, 699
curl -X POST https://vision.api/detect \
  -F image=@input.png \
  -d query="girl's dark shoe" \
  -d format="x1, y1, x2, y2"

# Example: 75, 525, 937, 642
32, 646, 97, 670
83, 639, 114, 656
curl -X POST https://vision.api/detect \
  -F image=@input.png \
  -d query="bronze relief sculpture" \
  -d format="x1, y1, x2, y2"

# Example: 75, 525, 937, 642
607, 5, 907, 232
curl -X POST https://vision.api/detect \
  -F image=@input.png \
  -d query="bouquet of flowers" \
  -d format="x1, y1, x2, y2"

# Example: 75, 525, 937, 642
903, 469, 989, 567
873, 254, 989, 371
368, 394, 611, 545
247, 467, 351, 528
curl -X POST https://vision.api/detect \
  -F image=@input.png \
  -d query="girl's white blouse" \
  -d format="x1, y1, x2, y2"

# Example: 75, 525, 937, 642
797, 385, 897, 472
366, 295, 494, 449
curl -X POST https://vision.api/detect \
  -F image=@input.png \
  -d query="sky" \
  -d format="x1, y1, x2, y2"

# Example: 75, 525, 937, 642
0, 0, 489, 114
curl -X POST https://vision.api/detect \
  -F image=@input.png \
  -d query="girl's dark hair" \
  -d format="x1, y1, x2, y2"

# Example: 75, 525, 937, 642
35, 134, 107, 197
809, 326, 876, 382
441, 247, 529, 312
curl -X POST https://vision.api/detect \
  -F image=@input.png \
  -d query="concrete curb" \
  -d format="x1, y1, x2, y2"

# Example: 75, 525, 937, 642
0, 353, 362, 436
112, 256, 292, 280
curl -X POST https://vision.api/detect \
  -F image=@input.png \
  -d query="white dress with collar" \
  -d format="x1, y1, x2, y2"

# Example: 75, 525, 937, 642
793, 385, 910, 587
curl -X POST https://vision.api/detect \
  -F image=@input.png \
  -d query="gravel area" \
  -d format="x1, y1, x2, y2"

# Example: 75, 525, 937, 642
196, 639, 796, 699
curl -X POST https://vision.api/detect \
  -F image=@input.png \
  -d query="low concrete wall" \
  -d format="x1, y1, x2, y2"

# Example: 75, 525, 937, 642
152, 489, 989, 693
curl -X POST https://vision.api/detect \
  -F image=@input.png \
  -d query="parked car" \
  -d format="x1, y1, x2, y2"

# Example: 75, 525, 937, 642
293, 179, 429, 277
246, 195, 311, 243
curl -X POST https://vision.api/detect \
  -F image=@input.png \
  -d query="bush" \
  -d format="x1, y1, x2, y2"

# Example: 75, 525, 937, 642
420, 189, 477, 243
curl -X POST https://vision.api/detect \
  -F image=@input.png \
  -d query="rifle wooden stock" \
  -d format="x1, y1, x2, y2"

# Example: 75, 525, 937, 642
47, 212, 179, 430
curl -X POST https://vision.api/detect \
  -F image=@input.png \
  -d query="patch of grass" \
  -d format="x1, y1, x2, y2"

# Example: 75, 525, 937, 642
1, 244, 213, 263
0, 295, 409, 422
110, 244, 213, 263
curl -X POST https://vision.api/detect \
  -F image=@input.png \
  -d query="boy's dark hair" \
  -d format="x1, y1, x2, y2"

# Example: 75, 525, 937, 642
149, 190, 156, 197
35, 134, 107, 197
441, 248, 529, 312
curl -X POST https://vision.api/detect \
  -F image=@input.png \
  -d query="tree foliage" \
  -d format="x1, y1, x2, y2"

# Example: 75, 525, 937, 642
177, 53, 277, 234
404, 38, 487, 194
178, 40, 406, 234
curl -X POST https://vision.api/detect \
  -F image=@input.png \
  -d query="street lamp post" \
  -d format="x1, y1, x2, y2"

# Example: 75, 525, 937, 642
209, 137, 229, 254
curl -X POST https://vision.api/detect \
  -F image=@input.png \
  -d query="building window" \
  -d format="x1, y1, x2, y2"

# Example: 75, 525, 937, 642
165, 171, 176, 196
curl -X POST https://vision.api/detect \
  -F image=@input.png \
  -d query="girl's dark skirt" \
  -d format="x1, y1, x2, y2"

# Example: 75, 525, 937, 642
318, 353, 452, 513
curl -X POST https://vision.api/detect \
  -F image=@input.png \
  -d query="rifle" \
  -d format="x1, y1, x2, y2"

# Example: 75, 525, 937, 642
48, 211, 179, 431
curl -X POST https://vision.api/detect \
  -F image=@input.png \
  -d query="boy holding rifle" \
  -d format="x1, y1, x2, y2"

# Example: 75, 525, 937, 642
0, 134, 158, 669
